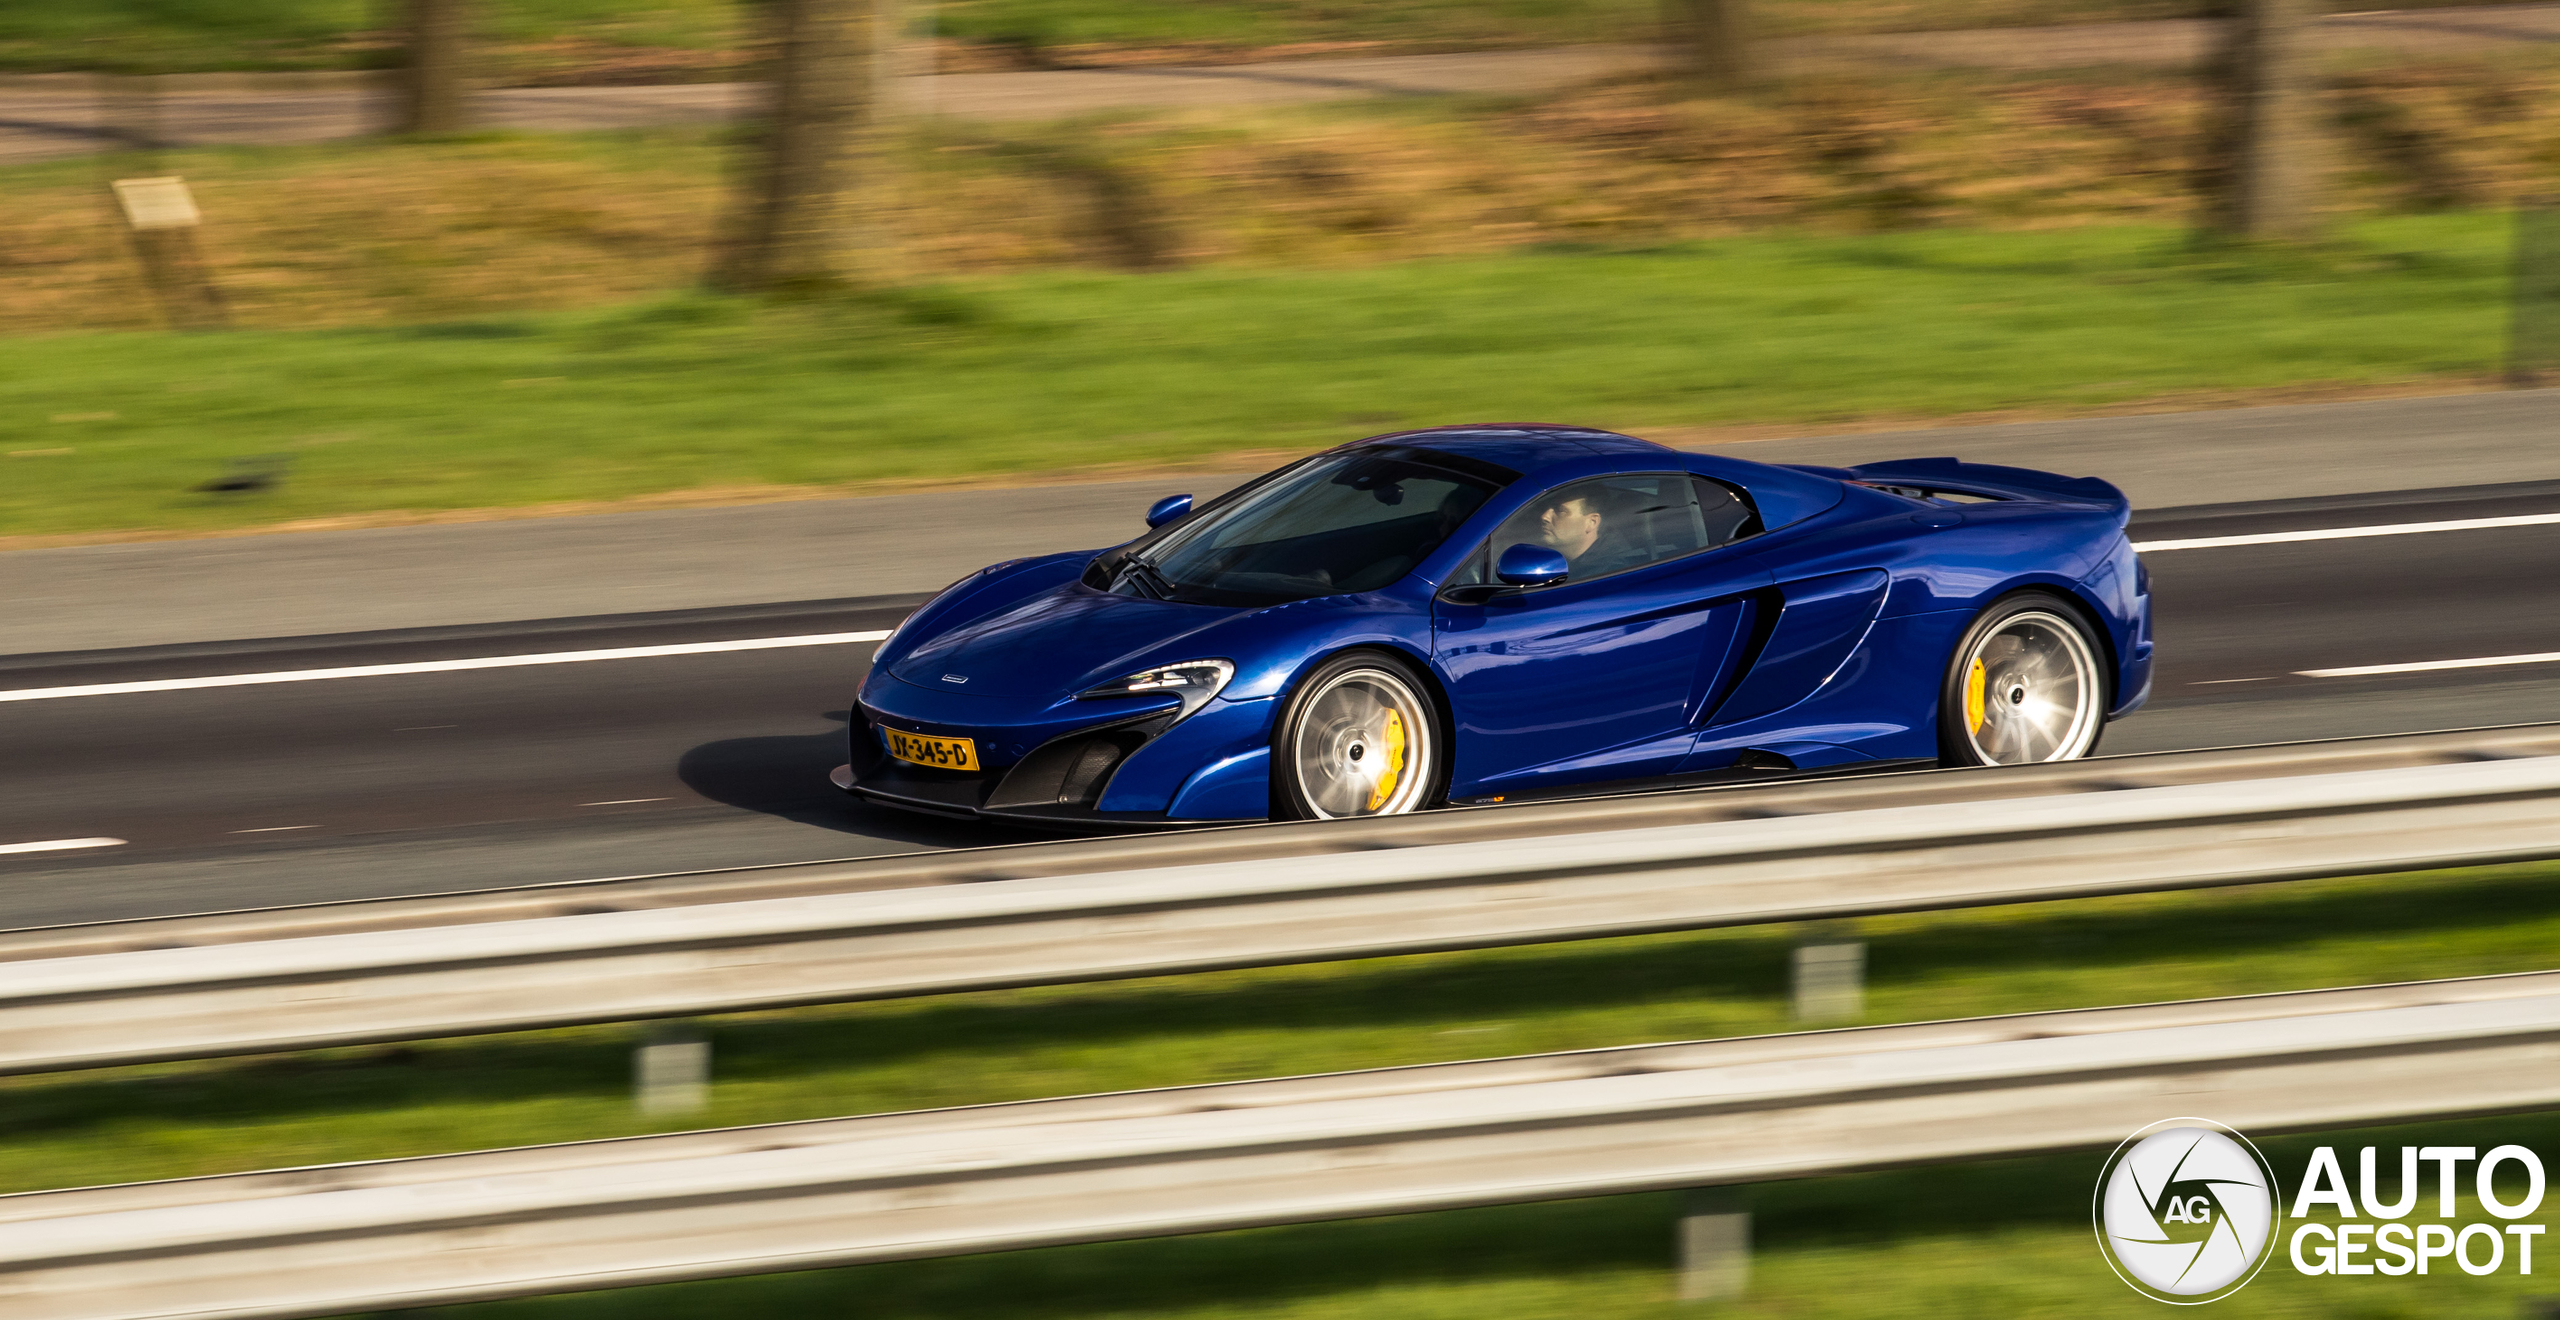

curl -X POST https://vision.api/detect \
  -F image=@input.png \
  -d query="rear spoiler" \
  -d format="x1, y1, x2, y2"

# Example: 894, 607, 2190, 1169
1796, 456, 2130, 525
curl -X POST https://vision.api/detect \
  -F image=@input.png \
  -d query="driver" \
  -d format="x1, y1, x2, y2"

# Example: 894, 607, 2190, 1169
1537, 493, 1605, 565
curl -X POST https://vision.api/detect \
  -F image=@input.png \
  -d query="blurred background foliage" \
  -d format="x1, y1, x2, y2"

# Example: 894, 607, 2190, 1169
1, 0, 2546, 79
6, 59, 2556, 333
0, 0, 2548, 532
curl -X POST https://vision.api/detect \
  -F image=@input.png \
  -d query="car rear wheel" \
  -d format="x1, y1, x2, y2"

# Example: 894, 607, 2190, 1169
1940, 594, 2107, 766
1273, 653, 1442, 820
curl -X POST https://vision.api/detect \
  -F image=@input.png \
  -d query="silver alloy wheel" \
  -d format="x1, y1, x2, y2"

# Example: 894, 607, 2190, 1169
1289, 666, 1435, 818
1958, 609, 2103, 765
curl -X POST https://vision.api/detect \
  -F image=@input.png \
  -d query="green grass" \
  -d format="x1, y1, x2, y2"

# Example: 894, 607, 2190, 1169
438, 1112, 2560, 1319
2, 860, 2557, 1320
0, 216, 2509, 540
0, 0, 738, 75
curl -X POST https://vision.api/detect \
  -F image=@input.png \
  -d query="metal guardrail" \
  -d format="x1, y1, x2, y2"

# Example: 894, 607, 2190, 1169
13, 722, 2558, 964
8, 970, 2560, 1320
3, 729, 2559, 1075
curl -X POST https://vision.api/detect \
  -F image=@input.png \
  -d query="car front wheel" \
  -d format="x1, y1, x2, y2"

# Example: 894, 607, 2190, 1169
1939, 593, 2108, 766
1273, 652, 1442, 819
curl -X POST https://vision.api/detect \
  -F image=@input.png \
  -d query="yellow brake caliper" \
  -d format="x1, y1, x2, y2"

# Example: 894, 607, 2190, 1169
1964, 657, 1989, 736
1364, 708, 1408, 812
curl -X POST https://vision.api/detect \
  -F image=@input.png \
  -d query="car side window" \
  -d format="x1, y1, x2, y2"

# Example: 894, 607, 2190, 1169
1693, 475, 1763, 547
1451, 473, 1735, 588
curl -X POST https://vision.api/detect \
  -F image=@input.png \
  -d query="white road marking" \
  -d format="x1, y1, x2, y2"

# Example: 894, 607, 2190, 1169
2134, 511, 2560, 552
2300, 651, 2560, 678
582, 798, 670, 806
0, 631, 894, 704
231, 825, 314, 833
2191, 677, 2275, 684
0, 837, 126, 856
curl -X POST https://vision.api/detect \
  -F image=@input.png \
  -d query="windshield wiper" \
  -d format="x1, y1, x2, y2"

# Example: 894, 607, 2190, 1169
1116, 555, 1179, 601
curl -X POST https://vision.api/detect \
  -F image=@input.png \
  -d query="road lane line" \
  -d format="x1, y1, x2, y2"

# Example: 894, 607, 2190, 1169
2134, 511, 2560, 552
231, 826, 315, 833
582, 798, 670, 806
2300, 651, 2560, 678
0, 631, 893, 704
0, 837, 126, 855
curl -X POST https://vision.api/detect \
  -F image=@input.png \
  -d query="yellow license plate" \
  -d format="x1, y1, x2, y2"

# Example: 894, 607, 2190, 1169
882, 728, 979, 772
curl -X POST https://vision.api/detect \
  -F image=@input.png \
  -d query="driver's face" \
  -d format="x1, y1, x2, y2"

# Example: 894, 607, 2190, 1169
1539, 497, 1602, 561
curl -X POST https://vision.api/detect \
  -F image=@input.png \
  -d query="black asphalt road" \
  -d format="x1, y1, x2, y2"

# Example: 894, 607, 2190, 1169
2, 478, 2554, 929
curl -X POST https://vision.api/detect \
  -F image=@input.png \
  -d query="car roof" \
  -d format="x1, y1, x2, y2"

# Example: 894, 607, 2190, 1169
1344, 425, 1671, 478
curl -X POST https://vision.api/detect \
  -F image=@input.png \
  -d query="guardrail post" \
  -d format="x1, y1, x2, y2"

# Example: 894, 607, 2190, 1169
634, 1021, 710, 1115
1790, 923, 1865, 1023
1676, 1186, 1750, 1301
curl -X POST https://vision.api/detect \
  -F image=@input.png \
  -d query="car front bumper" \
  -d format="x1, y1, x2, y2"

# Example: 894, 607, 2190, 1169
833, 682, 1278, 830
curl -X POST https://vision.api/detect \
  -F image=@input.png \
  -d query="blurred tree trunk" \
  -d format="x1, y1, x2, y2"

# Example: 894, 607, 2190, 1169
2197, 0, 2323, 239
1664, 0, 1749, 93
707, 0, 876, 292
390, 0, 471, 134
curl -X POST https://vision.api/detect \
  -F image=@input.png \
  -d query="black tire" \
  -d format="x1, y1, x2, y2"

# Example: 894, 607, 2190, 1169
1938, 592, 2109, 767
1271, 651, 1447, 820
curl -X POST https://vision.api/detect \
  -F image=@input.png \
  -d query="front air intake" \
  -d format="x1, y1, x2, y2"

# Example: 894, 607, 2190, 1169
986, 715, 1171, 809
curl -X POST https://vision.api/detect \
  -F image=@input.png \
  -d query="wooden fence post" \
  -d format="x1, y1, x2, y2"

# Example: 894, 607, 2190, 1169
110, 176, 228, 330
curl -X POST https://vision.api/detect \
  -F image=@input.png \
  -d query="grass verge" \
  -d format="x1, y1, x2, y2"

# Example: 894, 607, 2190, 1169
433, 1109, 2560, 1319
0, 215, 2509, 541
0, 860, 2555, 1319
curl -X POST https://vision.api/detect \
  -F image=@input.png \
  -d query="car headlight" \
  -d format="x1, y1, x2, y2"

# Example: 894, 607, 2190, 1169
1077, 659, 1235, 721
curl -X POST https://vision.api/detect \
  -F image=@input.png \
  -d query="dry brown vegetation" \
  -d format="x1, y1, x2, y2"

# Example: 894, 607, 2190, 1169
4, 57, 2553, 334
2, 141, 725, 332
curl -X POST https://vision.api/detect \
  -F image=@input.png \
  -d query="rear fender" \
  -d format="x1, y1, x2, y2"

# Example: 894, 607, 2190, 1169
1704, 569, 1891, 727
1677, 610, 1955, 770
1970, 572, 2137, 716
2077, 534, 2152, 717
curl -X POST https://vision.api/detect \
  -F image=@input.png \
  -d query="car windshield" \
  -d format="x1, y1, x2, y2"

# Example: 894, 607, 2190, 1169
1105, 448, 1510, 608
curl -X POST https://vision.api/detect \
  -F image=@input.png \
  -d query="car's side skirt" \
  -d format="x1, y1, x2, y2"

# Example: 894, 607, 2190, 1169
1446, 755, 1939, 808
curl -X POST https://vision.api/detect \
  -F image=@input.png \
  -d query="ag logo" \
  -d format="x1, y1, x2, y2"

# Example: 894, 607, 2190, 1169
2095, 1119, 2281, 1304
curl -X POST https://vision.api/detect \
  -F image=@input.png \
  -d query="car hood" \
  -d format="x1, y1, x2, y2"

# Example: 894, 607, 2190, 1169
888, 584, 1232, 700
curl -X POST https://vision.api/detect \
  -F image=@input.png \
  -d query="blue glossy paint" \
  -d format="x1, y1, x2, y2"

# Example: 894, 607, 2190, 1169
1436, 548, 1768, 793
1494, 543, 1570, 587
1709, 568, 1889, 726
888, 588, 1226, 699
1145, 493, 1194, 528
1098, 694, 1274, 813
1165, 743, 1275, 819
844, 424, 2152, 827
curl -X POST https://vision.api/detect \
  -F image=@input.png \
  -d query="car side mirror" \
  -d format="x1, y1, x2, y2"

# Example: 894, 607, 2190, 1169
1145, 493, 1193, 528
1495, 543, 1569, 588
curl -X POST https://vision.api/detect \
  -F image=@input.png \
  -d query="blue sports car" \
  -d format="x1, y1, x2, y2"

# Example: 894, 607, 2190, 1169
833, 425, 2152, 827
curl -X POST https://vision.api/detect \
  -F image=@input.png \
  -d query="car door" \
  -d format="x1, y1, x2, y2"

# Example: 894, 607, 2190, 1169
1430, 473, 1771, 797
